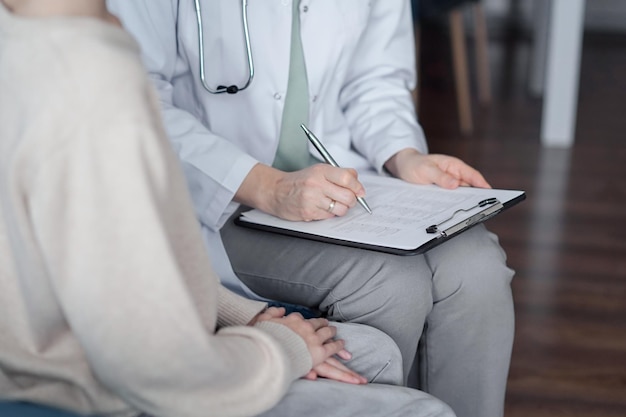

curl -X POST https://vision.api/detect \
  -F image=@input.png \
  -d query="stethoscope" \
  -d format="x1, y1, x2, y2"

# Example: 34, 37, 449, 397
194, 0, 255, 94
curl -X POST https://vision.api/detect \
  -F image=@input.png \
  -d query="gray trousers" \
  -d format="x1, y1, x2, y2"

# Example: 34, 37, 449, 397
222, 211, 515, 417
257, 379, 454, 417
139, 322, 453, 417
142, 384, 452, 417
257, 322, 455, 417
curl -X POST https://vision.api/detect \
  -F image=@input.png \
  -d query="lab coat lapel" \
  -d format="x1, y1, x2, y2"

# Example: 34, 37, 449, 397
248, 0, 291, 95
298, 0, 344, 109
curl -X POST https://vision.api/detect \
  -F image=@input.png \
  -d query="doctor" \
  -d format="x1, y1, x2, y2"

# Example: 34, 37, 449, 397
108, 1, 515, 416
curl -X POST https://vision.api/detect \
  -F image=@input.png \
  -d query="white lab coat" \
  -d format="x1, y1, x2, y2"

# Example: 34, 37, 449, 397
108, 0, 428, 296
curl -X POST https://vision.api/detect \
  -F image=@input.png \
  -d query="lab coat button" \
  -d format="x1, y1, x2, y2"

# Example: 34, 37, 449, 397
302, 5, 309, 12
274, 93, 282, 100
312, 95, 318, 102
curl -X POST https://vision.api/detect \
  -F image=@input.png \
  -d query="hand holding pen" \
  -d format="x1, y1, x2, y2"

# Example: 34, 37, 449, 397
301, 124, 373, 214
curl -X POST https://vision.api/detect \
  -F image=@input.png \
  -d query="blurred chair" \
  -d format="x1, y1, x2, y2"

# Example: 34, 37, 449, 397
412, 0, 492, 135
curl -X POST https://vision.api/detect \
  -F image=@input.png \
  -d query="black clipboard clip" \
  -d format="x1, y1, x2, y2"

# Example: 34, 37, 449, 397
426, 198, 502, 236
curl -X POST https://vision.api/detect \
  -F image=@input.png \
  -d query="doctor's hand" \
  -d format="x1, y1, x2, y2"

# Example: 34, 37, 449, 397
384, 148, 491, 189
236, 163, 366, 222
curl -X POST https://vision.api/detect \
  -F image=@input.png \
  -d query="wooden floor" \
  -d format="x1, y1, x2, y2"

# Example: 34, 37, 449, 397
417, 23, 626, 417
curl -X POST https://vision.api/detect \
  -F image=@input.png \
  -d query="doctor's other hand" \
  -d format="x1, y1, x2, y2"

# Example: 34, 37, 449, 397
384, 148, 491, 189
236, 163, 366, 222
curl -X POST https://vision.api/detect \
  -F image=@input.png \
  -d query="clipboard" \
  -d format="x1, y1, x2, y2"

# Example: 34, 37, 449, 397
236, 175, 526, 255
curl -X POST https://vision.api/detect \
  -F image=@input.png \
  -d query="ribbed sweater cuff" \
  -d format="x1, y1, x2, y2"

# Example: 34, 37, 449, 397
254, 321, 312, 379
217, 287, 268, 328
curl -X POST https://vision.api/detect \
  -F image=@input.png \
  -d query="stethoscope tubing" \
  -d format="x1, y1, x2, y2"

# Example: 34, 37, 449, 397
194, 0, 255, 94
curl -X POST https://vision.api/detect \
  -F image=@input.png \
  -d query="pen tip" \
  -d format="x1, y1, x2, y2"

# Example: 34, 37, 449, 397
358, 197, 373, 214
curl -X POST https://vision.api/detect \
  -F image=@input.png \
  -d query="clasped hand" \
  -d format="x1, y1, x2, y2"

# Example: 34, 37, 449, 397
251, 307, 367, 385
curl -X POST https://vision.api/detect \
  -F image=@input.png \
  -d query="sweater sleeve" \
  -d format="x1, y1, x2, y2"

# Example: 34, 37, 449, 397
217, 285, 268, 328
26, 34, 310, 417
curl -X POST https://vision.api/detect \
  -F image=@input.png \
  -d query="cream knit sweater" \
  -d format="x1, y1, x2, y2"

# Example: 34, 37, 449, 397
0, 4, 310, 417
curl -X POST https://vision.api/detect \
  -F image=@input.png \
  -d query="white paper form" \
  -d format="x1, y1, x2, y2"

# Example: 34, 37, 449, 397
239, 175, 525, 253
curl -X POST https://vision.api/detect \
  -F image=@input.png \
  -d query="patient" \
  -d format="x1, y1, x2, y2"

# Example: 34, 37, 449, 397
0, 1, 455, 416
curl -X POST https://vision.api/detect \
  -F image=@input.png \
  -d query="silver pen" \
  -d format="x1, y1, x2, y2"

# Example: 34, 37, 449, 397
300, 124, 373, 214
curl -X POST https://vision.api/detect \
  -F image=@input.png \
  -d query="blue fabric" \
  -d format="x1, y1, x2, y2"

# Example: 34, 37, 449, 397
267, 301, 322, 319
0, 402, 87, 417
